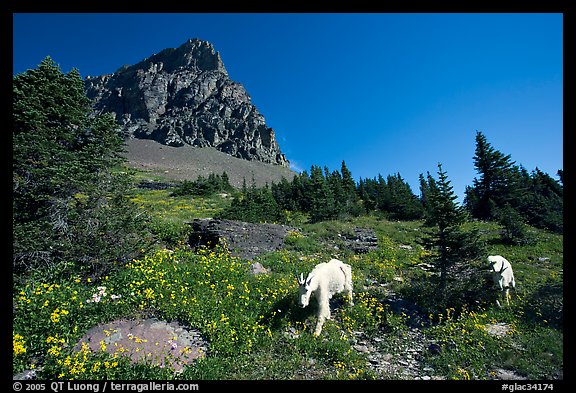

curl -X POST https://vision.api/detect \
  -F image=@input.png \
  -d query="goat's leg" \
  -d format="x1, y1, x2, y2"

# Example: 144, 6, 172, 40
346, 287, 354, 306
344, 278, 354, 306
496, 289, 503, 308
314, 298, 330, 336
314, 316, 325, 336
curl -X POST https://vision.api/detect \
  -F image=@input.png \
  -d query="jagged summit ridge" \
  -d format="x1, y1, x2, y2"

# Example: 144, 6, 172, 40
115, 39, 227, 75
85, 38, 289, 167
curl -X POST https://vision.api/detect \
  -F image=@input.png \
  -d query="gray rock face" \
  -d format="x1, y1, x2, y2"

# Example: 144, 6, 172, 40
85, 38, 289, 167
188, 218, 296, 261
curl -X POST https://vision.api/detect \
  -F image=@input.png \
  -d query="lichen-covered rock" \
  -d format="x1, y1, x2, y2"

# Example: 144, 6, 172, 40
75, 318, 208, 374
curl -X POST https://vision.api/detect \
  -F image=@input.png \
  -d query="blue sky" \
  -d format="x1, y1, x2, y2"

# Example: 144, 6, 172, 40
12, 13, 563, 201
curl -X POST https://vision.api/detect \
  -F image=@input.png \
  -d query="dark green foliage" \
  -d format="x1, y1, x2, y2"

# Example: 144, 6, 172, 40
466, 131, 519, 220
465, 131, 562, 233
271, 161, 367, 223
419, 164, 485, 305
269, 161, 425, 223
271, 177, 299, 212
171, 172, 234, 197
385, 173, 425, 220
308, 165, 337, 222
13, 57, 148, 281
358, 174, 424, 220
496, 204, 532, 245
515, 167, 563, 233
218, 184, 286, 224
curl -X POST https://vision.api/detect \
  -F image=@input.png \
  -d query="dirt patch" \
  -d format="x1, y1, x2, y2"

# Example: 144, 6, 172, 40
76, 318, 208, 374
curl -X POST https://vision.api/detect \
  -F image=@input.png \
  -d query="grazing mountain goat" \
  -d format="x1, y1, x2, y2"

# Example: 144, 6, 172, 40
488, 255, 516, 307
297, 258, 354, 336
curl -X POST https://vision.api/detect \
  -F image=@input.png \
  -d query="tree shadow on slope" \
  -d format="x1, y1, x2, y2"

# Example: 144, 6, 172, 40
261, 292, 354, 333
399, 263, 497, 316
520, 281, 563, 330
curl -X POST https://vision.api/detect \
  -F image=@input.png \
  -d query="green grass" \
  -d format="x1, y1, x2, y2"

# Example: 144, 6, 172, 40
127, 180, 233, 247
130, 188, 231, 222
13, 185, 563, 380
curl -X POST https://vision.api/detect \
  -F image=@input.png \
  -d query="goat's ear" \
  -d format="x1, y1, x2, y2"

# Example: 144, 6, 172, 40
305, 273, 314, 286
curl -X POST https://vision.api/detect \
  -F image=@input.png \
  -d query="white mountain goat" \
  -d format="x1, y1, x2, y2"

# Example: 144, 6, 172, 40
297, 258, 354, 336
488, 255, 516, 307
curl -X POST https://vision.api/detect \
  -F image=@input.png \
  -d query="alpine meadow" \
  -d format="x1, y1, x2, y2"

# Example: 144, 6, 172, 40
13, 56, 562, 383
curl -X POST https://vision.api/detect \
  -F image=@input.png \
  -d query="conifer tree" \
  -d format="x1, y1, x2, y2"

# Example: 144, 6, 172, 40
13, 57, 147, 280
309, 165, 336, 222
419, 172, 432, 211
421, 163, 484, 297
386, 173, 424, 220
375, 174, 390, 212
219, 183, 285, 223
340, 161, 357, 201
466, 131, 519, 220
518, 168, 563, 233
357, 177, 378, 212
466, 131, 562, 233
293, 171, 311, 212
326, 168, 345, 216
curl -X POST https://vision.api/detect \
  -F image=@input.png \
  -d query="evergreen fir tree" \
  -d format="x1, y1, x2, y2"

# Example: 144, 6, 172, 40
271, 177, 297, 212
293, 171, 311, 212
309, 165, 336, 222
518, 168, 563, 233
357, 177, 378, 212
375, 174, 390, 212
496, 204, 531, 245
218, 184, 285, 223
467, 130, 519, 220
419, 172, 432, 211
420, 163, 484, 298
386, 173, 424, 220
221, 171, 233, 192
13, 57, 147, 280
466, 132, 562, 233
340, 160, 358, 202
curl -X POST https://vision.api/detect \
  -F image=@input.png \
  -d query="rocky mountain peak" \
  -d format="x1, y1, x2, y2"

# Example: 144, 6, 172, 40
85, 38, 289, 167
136, 38, 227, 75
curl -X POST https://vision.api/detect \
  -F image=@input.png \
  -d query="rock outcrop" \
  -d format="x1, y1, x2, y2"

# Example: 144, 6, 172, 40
339, 227, 379, 253
188, 218, 296, 261
85, 38, 289, 167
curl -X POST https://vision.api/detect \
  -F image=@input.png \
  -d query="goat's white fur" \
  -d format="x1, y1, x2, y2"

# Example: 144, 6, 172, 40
297, 258, 354, 336
488, 255, 516, 307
